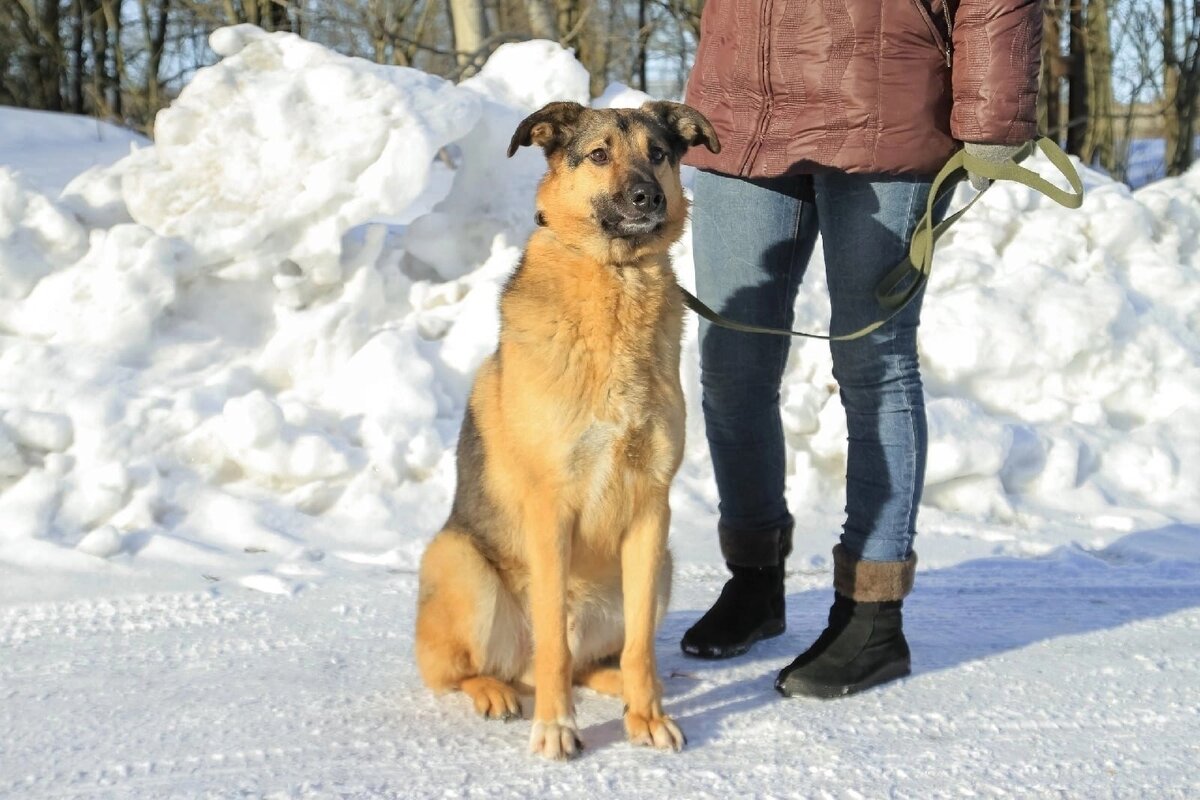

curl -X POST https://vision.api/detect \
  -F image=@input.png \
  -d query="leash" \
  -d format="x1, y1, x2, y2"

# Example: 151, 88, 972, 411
679, 137, 1085, 341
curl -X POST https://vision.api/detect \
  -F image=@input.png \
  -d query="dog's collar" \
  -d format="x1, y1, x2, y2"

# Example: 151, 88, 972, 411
534, 210, 547, 227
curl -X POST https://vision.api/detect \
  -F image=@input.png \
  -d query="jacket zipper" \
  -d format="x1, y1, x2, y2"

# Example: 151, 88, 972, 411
911, 0, 952, 67
739, 0, 775, 175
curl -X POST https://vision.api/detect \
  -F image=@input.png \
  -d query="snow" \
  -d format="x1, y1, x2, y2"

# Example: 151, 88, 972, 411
0, 108, 148, 196
0, 28, 1197, 797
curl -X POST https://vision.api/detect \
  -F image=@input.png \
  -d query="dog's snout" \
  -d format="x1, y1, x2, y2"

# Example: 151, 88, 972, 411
629, 182, 664, 212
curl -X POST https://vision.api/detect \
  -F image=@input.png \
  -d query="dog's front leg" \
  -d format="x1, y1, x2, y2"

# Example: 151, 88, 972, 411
526, 499, 580, 760
621, 492, 685, 751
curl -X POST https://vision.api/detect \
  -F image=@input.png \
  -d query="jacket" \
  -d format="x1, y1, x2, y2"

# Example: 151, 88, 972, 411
683, 0, 1042, 177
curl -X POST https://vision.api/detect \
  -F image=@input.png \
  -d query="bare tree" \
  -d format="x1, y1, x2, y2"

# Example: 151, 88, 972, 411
1066, 0, 1089, 154
525, 0, 556, 39
220, 0, 295, 31
0, 0, 65, 111
447, 0, 490, 68
1083, 0, 1117, 171
1040, 1, 1066, 142
1163, 0, 1200, 175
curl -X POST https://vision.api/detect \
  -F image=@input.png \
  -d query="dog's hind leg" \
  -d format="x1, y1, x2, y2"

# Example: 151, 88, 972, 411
416, 528, 525, 720
576, 664, 623, 697
570, 587, 625, 698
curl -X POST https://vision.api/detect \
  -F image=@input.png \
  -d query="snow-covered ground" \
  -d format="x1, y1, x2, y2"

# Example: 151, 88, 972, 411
1, 26, 1197, 798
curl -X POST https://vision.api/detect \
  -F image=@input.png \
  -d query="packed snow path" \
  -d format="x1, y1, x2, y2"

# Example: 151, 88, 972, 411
3, 537, 1198, 799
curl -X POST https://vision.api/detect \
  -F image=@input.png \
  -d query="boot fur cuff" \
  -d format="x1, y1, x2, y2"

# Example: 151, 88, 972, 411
719, 519, 794, 568
832, 545, 917, 602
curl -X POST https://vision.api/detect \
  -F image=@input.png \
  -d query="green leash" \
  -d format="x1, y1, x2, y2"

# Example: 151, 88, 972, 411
680, 137, 1086, 341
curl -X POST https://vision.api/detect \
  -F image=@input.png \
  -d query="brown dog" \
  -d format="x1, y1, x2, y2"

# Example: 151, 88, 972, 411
414, 100, 719, 759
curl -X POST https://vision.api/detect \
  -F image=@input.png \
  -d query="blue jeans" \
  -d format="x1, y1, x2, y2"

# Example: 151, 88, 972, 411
692, 169, 946, 565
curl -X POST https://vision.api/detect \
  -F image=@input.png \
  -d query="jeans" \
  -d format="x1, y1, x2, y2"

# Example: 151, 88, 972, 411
692, 169, 947, 564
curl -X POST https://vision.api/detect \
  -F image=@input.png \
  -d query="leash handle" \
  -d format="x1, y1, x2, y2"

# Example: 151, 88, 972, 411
681, 136, 1085, 341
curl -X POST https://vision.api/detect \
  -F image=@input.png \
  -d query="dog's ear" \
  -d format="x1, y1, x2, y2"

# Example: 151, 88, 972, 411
641, 101, 721, 156
507, 101, 587, 158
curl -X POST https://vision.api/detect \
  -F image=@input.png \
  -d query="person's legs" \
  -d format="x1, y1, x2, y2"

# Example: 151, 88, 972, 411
821, 171, 934, 564
681, 168, 818, 659
776, 171, 944, 697
694, 169, 817, 546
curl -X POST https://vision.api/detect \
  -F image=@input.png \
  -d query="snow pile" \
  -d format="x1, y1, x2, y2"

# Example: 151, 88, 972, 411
918, 167, 1199, 517
0, 28, 1197, 602
766, 158, 1200, 539
0, 28, 487, 598
118, 24, 479, 290
0, 108, 148, 196
0, 169, 89, 299
403, 40, 590, 279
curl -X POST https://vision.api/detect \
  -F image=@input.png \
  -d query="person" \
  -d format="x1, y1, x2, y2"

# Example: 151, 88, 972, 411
678, 0, 1042, 697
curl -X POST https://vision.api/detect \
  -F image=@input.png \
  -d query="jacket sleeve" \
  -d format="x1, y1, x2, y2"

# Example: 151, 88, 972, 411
949, 0, 1042, 144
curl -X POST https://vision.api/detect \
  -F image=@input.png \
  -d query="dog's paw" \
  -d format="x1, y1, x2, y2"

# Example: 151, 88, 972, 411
461, 676, 521, 722
528, 716, 582, 760
624, 711, 685, 752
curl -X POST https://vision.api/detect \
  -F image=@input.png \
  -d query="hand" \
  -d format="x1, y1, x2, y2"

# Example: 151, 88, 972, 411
963, 142, 1026, 191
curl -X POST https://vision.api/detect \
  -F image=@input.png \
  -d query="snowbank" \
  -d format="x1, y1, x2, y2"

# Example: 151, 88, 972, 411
0, 29, 1197, 603
121, 25, 480, 285
0, 107, 148, 196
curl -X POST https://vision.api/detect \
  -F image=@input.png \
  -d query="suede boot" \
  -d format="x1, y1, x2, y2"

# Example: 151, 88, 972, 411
680, 520, 792, 659
775, 545, 916, 698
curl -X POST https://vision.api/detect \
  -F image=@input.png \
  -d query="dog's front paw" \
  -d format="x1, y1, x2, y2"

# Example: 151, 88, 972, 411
529, 716, 582, 760
624, 711, 685, 752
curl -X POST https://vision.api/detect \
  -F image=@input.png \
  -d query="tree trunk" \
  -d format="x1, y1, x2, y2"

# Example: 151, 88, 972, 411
448, 0, 490, 67
139, 0, 170, 127
39, 0, 64, 110
104, 0, 123, 117
1163, 0, 1199, 175
69, 0, 85, 113
1082, 0, 1115, 171
557, 0, 606, 97
1163, 0, 1183, 174
633, 0, 649, 91
1040, 1, 1064, 142
526, 0, 557, 39
263, 0, 291, 32
84, 0, 110, 116
1065, 0, 1088, 155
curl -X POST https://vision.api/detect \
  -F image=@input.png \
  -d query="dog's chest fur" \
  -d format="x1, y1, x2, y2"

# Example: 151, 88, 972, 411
499, 236, 685, 540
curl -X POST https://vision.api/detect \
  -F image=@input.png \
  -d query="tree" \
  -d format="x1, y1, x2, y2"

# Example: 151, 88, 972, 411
447, 0, 489, 68
1066, 0, 1088, 154
1040, 0, 1067, 142
1083, 0, 1117, 172
525, 0, 556, 39
1163, 0, 1200, 175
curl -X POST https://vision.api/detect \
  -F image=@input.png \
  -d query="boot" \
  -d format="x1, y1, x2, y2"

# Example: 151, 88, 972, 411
680, 520, 792, 659
775, 545, 916, 698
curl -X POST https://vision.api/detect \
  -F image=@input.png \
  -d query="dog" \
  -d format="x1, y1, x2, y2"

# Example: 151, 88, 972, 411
414, 100, 719, 760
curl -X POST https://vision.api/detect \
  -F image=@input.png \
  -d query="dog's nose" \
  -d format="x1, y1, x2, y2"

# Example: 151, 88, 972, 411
629, 182, 664, 212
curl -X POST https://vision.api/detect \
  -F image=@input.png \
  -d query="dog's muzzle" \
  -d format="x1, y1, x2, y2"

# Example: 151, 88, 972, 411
599, 181, 667, 237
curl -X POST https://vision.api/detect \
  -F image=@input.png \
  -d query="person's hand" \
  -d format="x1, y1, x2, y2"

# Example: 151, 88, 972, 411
963, 142, 1026, 191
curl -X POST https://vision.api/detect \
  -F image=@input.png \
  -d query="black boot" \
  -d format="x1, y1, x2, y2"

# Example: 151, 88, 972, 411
680, 520, 792, 659
775, 546, 917, 698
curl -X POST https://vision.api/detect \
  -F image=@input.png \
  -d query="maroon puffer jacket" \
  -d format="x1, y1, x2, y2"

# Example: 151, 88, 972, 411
683, 0, 1042, 178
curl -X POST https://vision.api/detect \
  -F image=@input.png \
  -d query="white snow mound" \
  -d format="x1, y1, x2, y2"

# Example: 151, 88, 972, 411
120, 24, 480, 283
0, 29, 1196, 604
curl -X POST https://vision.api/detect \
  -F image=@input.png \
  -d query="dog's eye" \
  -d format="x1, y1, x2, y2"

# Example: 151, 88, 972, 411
588, 148, 609, 165
649, 146, 666, 164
